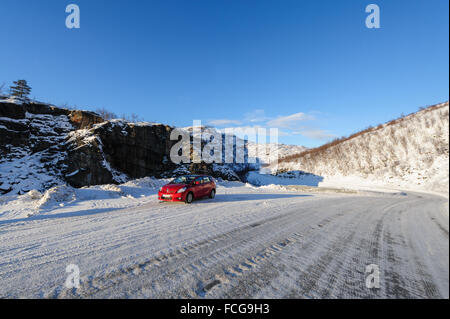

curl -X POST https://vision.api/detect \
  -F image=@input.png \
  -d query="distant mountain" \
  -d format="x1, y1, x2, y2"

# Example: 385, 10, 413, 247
181, 125, 307, 166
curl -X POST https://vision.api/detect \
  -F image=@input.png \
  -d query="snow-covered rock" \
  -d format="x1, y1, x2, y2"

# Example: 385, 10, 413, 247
0, 100, 104, 195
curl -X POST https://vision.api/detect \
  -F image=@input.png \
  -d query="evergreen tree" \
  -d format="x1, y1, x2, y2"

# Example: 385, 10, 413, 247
10, 80, 32, 101
0, 83, 6, 98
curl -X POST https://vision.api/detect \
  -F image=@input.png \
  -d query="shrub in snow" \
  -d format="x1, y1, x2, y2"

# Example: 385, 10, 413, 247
99, 184, 122, 193
36, 185, 76, 209
122, 176, 168, 190
27, 190, 42, 200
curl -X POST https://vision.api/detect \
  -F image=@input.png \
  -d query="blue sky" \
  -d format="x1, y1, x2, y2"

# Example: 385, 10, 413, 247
0, 0, 448, 147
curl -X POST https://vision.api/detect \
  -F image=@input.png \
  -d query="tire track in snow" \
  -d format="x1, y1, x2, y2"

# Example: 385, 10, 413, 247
0, 190, 447, 299
55, 204, 324, 298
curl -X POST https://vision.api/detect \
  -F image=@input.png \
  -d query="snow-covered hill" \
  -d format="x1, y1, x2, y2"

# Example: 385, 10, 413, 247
275, 102, 449, 195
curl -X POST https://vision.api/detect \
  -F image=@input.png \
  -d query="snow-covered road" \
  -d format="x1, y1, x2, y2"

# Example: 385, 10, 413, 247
0, 184, 448, 298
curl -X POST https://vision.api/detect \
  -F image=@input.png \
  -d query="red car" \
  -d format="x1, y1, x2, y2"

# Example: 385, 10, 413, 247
158, 175, 216, 204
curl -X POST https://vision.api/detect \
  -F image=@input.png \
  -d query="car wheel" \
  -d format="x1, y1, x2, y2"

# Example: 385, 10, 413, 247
209, 189, 216, 199
185, 192, 194, 204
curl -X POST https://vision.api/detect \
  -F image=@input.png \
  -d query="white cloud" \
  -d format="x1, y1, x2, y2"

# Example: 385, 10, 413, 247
205, 110, 332, 143
297, 129, 336, 141
228, 125, 264, 135
267, 112, 315, 129
244, 109, 270, 123
275, 130, 291, 137
208, 119, 242, 126
221, 125, 262, 142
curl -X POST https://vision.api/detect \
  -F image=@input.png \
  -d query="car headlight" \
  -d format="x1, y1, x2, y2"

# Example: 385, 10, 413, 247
177, 187, 187, 193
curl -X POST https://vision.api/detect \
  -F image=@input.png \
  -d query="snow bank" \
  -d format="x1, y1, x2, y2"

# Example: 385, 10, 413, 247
36, 185, 76, 209
0, 177, 172, 221
246, 171, 323, 187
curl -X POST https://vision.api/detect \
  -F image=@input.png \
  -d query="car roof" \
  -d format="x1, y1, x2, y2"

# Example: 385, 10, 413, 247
179, 174, 211, 178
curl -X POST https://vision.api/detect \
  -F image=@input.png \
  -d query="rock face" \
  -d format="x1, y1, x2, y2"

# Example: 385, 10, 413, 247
0, 100, 248, 194
69, 110, 104, 130
0, 101, 103, 194
65, 120, 177, 187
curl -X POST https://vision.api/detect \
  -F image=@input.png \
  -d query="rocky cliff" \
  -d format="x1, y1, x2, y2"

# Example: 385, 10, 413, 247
0, 100, 105, 194
0, 99, 242, 195
64, 119, 178, 188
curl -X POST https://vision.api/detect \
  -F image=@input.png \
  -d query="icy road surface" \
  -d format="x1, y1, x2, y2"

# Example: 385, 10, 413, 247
0, 184, 448, 298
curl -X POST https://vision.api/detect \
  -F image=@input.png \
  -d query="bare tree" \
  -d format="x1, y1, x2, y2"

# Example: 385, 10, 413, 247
96, 107, 118, 120
96, 108, 145, 123
60, 103, 77, 110
130, 113, 143, 123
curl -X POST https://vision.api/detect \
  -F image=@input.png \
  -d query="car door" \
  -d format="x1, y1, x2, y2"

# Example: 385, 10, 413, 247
200, 177, 210, 197
192, 177, 204, 197
203, 176, 213, 194
201, 177, 211, 196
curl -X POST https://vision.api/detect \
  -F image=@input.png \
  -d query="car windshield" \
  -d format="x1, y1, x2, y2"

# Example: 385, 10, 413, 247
169, 176, 197, 184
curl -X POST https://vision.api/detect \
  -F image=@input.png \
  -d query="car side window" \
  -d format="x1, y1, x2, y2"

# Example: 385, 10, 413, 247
203, 177, 209, 183
194, 177, 203, 184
